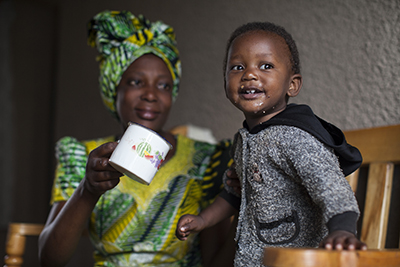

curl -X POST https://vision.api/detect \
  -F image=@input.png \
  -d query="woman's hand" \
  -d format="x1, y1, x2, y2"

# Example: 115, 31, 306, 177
319, 230, 367, 250
84, 142, 123, 197
176, 214, 206, 241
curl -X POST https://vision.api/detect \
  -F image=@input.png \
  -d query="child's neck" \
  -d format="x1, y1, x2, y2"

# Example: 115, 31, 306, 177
245, 105, 287, 130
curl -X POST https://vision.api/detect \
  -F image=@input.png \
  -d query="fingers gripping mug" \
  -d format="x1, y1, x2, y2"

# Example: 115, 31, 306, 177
109, 122, 172, 185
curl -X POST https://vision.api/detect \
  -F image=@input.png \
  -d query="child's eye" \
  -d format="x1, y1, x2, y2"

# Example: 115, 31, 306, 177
260, 64, 273, 70
231, 65, 244, 71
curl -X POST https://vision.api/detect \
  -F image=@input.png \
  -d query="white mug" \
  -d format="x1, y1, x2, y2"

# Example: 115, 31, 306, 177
109, 122, 172, 185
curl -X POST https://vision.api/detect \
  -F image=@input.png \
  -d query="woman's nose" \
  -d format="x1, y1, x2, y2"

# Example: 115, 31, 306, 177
140, 85, 157, 102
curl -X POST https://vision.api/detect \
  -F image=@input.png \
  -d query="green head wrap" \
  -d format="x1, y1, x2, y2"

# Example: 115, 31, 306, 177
88, 10, 181, 119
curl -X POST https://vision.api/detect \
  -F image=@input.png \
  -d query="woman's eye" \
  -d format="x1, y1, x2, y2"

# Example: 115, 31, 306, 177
260, 64, 273, 70
129, 79, 141, 86
157, 83, 171, 91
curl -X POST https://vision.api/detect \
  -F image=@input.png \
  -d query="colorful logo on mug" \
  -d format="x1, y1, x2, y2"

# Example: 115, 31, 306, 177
132, 142, 164, 169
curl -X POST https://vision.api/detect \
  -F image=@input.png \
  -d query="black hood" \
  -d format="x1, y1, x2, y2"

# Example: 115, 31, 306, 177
243, 103, 362, 176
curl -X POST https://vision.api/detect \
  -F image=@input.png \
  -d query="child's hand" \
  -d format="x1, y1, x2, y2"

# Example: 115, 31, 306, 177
319, 230, 367, 250
175, 214, 206, 241
225, 163, 241, 196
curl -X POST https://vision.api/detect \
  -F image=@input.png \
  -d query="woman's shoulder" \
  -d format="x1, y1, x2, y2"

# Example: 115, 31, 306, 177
57, 135, 116, 144
56, 135, 116, 157
55, 136, 86, 159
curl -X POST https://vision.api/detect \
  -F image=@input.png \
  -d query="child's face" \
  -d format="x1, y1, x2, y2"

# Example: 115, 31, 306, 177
225, 30, 301, 128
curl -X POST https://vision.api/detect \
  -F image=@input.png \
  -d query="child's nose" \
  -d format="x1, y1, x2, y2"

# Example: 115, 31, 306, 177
242, 68, 258, 81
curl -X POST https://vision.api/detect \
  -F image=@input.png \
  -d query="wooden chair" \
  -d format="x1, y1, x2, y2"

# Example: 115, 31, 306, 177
3, 223, 44, 267
264, 124, 400, 267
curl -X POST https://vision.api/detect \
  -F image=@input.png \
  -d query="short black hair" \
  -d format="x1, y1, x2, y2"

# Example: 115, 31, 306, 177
223, 22, 301, 80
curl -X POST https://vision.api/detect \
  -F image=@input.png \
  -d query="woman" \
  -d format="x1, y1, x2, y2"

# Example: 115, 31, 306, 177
39, 10, 236, 267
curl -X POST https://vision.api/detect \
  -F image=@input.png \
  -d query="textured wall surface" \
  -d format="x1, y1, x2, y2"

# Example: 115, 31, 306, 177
50, 0, 399, 141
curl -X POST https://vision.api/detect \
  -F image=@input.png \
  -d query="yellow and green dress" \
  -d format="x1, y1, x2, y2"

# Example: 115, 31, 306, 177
51, 134, 231, 267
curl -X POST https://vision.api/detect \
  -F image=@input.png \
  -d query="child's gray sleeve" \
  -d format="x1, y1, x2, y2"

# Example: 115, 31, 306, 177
277, 127, 360, 225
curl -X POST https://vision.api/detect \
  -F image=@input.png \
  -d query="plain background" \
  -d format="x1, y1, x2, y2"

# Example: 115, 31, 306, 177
1, 0, 399, 265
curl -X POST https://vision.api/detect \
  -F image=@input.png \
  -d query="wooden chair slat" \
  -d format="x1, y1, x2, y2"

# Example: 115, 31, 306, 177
4, 223, 44, 267
361, 162, 394, 249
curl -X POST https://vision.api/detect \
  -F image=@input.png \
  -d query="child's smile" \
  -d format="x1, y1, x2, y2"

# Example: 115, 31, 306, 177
239, 84, 266, 100
224, 30, 301, 129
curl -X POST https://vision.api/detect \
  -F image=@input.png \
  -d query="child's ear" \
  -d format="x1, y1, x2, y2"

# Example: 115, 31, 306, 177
287, 74, 302, 97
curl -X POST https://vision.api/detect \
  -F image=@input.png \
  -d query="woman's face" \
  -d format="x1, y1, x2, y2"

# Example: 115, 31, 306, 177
116, 54, 174, 133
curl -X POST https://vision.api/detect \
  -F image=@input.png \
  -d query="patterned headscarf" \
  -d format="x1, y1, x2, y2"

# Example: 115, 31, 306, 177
88, 10, 181, 119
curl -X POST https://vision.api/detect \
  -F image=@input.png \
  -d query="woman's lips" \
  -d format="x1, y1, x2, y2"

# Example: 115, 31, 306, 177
136, 108, 159, 120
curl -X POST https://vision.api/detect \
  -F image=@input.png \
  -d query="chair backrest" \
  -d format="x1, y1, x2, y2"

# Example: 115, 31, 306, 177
344, 124, 400, 249
4, 223, 44, 267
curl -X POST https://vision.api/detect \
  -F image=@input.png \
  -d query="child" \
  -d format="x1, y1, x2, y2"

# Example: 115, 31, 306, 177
175, 22, 367, 266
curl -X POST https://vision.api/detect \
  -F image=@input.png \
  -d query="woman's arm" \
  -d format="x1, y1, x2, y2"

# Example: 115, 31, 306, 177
39, 142, 122, 267
38, 186, 98, 266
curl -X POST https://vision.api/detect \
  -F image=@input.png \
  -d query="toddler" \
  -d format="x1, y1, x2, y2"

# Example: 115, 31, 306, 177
176, 22, 366, 266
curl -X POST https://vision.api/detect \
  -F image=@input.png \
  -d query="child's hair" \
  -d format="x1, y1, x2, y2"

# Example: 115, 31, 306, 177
223, 22, 301, 81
